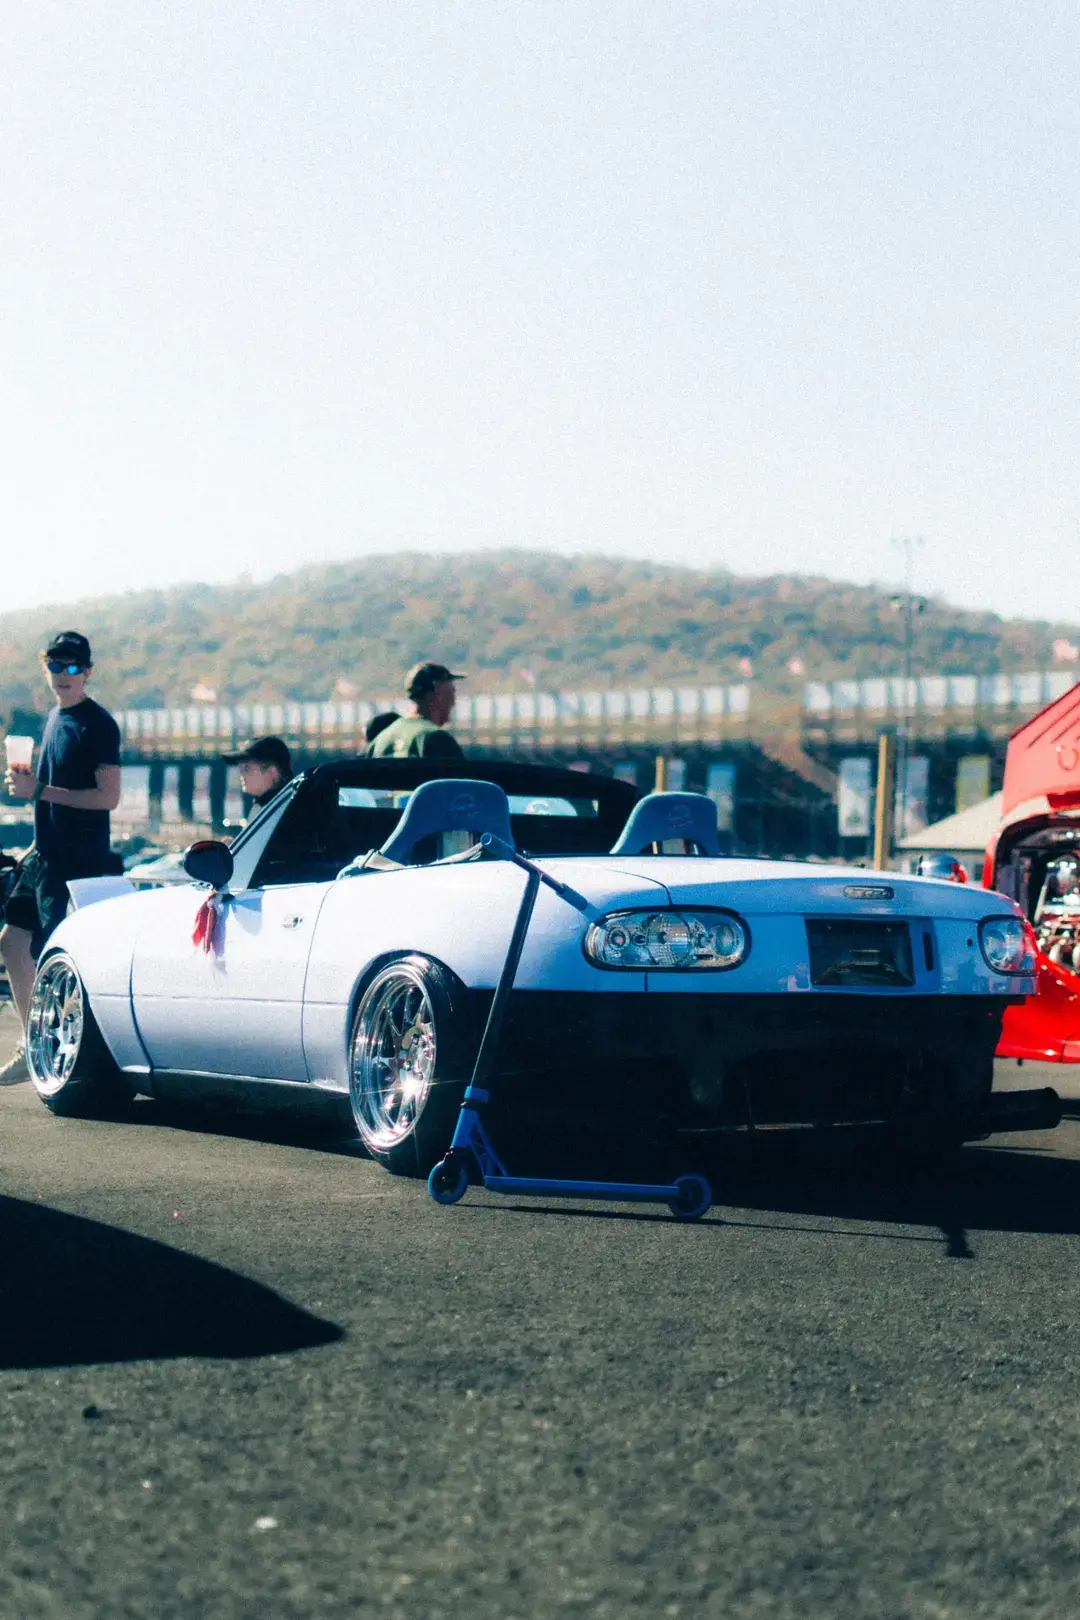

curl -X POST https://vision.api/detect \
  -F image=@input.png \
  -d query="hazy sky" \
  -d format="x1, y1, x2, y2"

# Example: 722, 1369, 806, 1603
2, 1, 1078, 623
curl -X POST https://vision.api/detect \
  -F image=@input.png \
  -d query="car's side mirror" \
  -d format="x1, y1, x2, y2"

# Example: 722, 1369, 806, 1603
182, 840, 234, 891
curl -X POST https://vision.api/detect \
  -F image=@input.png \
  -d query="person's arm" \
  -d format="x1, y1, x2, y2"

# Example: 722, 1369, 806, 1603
43, 763, 122, 811
7, 764, 121, 811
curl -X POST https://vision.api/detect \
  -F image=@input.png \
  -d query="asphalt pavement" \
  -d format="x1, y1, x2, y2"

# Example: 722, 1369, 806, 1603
3, 1003, 1080, 1620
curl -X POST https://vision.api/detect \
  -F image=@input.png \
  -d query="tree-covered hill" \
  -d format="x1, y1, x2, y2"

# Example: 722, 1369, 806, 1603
1, 550, 1076, 715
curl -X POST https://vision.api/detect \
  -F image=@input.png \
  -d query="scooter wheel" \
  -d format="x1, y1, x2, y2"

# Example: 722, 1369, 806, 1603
427, 1157, 469, 1206
668, 1173, 712, 1222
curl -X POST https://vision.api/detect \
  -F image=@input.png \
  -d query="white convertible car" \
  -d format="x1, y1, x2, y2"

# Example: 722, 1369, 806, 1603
24, 759, 1058, 1176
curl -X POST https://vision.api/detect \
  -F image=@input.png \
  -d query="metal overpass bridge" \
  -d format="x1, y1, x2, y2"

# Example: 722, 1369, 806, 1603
2, 671, 1068, 856
82, 667, 1075, 856
800, 669, 1078, 849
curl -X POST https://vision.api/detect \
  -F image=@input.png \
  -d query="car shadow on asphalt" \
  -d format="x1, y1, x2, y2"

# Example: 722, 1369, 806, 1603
695, 1133, 1080, 1245
0, 1195, 344, 1370
445, 1128, 1080, 1260
107, 1099, 1080, 1259
119, 1096, 365, 1157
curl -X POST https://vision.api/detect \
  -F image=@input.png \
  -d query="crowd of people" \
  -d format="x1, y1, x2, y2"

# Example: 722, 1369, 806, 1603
0, 635, 466, 1082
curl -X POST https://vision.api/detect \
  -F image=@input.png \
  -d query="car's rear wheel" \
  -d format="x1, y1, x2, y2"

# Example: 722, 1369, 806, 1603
349, 956, 472, 1176
26, 952, 137, 1117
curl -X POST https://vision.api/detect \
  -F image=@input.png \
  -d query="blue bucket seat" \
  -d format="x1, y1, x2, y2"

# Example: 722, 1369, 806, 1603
609, 792, 721, 857
338, 778, 515, 877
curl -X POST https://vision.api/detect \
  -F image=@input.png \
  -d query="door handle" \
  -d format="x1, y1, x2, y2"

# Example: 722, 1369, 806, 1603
281, 914, 304, 929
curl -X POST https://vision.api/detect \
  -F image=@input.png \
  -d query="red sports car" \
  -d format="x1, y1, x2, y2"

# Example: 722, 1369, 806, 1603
987, 681, 1080, 1062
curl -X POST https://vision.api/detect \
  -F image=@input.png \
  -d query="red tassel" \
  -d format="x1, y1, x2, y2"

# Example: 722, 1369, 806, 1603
192, 895, 220, 954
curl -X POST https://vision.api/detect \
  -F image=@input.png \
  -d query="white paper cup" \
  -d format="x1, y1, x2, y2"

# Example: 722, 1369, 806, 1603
4, 735, 34, 770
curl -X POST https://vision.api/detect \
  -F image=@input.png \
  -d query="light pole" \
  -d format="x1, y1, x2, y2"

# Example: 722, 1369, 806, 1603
890, 537, 925, 843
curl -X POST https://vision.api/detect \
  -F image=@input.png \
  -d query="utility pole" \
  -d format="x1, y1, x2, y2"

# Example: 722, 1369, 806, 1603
873, 732, 896, 870
890, 537, 925, 845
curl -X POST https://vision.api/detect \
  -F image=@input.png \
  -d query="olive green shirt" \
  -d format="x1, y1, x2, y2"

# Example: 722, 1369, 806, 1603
365, 715, 464, 759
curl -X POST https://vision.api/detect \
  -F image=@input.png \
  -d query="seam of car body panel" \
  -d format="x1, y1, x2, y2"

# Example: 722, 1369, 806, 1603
289, 883, 338, 1079
545, 862, 670, 893
125, 943, 153, 1072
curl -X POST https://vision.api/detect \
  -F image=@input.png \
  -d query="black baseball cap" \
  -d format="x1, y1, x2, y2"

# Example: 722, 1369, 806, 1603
44, 630, 92, 665
405, 661, 466, 700
223, 735, 293, 775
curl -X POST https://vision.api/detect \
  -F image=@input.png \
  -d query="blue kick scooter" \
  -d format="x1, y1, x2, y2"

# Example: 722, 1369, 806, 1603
426, 834, 713, 1222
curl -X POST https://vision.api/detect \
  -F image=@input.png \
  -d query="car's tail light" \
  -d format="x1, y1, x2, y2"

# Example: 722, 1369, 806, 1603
978, 916, 1036, 975
584, 909, 749, 971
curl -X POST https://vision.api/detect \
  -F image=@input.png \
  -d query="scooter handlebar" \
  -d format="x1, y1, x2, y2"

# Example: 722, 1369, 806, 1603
479, 832, 593, 914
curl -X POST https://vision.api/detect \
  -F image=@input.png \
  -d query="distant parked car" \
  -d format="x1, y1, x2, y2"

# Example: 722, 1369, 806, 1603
123, 849, 190, 889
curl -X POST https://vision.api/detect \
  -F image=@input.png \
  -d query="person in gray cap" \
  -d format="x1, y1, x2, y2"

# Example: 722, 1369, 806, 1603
366, 663, 465, 759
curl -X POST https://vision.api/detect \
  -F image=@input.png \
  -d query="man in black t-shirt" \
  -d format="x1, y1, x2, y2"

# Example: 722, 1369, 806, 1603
1, 631, 121, 1079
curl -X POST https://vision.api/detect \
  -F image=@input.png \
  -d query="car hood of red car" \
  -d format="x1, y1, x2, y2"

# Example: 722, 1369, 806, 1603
1002, 681, 1080, 816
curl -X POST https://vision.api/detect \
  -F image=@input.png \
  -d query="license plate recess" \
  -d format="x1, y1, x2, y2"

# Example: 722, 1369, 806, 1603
806, 918, 915, 988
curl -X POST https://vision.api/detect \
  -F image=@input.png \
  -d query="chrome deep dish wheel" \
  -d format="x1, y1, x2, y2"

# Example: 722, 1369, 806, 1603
351, 963, 439, 1155
349, 956, 473, 1175
27, 955, 85, 1098
25, 951, 134, 1117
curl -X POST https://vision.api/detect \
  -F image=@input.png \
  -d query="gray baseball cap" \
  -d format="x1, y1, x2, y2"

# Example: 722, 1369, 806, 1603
405, 662, 466, 700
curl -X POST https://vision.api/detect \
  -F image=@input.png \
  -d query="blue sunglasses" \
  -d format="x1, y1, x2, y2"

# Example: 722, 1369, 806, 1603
45, 660, 87, 676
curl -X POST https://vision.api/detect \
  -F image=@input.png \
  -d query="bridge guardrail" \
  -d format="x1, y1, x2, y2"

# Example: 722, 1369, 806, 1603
804, 670, 1077, 718
113, 683, 753, 755
106, 669, 1079, 756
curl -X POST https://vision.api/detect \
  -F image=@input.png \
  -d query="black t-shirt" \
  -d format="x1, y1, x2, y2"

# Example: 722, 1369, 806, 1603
35, 698, 121, 878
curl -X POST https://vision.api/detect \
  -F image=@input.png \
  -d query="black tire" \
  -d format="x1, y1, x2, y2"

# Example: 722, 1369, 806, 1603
348, 955, 474, 1176
26, 952, 137, 1118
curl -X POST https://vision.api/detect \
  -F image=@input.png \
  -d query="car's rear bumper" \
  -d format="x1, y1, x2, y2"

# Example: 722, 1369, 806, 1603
484, 991, 1013, 1132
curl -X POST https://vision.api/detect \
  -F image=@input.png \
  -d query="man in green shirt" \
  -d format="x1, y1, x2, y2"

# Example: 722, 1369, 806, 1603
366, 662, 466, 759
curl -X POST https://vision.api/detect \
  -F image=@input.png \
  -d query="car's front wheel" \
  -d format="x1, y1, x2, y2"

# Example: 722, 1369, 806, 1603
349, 955, 473, 1176
26, 952, 137, 1117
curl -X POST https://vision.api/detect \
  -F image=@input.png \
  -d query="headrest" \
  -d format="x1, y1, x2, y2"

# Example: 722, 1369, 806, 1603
378, 778, 514, 865
609, 792, 721, 857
